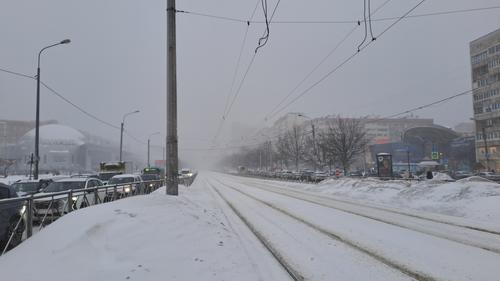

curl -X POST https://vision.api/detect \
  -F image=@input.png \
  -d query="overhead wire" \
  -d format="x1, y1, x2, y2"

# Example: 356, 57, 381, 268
263, 0, 392, 122
222, 0, 282, 120
175, 5, 500, 25
211, 0, 260, 146
265, 0, 428, 121
357, 0, 369, 52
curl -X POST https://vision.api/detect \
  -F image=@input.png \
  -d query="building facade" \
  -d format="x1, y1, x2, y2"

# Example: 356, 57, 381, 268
471, 28, 500, 171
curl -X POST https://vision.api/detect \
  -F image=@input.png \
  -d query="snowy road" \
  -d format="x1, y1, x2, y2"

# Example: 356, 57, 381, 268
206, 172, 500, 281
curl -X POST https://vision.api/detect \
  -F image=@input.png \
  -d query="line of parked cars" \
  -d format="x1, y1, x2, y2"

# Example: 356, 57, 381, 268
242, 170, 331, 183
0, 172, 164, 250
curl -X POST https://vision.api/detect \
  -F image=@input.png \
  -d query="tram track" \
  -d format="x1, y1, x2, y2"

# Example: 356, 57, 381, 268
226, 175, 500, 254
207, 178, 433, 281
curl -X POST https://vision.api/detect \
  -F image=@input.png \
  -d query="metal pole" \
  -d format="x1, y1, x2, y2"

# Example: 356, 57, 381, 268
259, 150, 262, 170
166, 0, 179, 195
311, 122, 317, 171
34, 67, 41, 180
33, 40, 70, 179
407, 149, 411, 177
482, 127, 490, 171
119, 122, 124, 161
147, 138, 150, 167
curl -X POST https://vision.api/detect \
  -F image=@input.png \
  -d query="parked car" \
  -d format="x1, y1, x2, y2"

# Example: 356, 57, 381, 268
11, 180, 45, 197
0, 183, 25, 250
299, 170, 314, 181
476, 172, 500, 181
140, 173, 161, 190
311, 171, 328, 182
33, 177, 105, 222
452, 170, 473, 180
107, 174, 144, 197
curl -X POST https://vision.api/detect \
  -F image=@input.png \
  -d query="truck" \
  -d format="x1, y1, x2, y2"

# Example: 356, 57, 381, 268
98, 161, 126, 184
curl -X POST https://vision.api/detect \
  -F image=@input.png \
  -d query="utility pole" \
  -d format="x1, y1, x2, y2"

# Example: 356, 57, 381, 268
147, 138, 150, 167
119, 122, 124, 161
311, 122, 317, 171
166, 0, 179, 195
482, 126, 490, 172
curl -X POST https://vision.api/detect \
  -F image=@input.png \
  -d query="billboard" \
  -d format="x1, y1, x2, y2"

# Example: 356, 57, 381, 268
376, 153, 393, 178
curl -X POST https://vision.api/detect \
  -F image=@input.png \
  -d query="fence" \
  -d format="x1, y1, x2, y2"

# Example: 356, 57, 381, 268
0, 179, 164, 256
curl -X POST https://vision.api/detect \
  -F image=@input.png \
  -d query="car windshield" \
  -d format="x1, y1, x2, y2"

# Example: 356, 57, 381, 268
44, 181, 85, 192
109, 177, 135, 184
141, 174, 157, 181
99, 172, 121, 181
12, 182, 39, 192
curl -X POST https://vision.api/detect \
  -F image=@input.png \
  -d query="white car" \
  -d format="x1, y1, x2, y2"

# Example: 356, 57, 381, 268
34, 177, 105, 222
106, 174, 144, 196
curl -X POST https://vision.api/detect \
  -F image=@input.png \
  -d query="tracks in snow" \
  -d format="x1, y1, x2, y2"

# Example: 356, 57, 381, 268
206, 178, 433, 281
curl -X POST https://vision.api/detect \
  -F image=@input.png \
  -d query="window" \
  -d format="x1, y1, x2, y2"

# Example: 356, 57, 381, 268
0, 186, 10, 199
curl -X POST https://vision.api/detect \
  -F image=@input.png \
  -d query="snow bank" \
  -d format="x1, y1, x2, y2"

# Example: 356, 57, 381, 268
300, 177, 500, 224
0, 180, 285, 281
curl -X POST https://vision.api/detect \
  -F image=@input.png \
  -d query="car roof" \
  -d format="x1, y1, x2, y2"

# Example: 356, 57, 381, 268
14, 179, 40, 183
111, 174, 138, 178
54, 177, 90, 182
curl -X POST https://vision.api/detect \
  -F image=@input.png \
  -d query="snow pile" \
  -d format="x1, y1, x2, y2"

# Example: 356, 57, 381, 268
0, 174, 55, 185
301, 177, 500, 223
0, 182, 282, 281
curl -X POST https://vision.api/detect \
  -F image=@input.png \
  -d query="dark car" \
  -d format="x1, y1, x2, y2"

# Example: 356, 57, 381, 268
11, 180, 45, 197
0, 183, 25, 251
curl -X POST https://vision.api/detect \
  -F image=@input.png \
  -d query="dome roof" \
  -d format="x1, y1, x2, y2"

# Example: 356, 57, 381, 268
22, 124, 85, 145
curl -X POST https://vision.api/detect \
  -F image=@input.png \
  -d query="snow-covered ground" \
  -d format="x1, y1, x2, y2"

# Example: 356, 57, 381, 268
234, 173, 500, 224
0, 180, 289, 281
0, 174, 56, 185
1, 172, 500, 280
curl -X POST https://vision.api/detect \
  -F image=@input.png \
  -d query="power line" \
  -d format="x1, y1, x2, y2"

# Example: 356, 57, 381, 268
263, 0, 392, 121
222, 0, 282, 120
266, 0, 427, 121
176, 5, 500, 25
2, 67, 121, 130
382, 89, 473, 119
212, 0, 260, 146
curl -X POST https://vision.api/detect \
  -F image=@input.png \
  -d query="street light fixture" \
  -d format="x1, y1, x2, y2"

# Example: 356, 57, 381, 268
34, 39, 71, 180
119, 110, 140, 161
297, 113, 319, 171
147, 132, 160, 167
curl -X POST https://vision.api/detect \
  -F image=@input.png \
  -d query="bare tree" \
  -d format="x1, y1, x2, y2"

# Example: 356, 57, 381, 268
319, 116, 368, 174
276, 125, 306, 171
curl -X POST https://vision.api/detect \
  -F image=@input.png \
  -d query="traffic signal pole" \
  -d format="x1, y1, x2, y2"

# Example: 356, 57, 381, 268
166, 0, 179, 195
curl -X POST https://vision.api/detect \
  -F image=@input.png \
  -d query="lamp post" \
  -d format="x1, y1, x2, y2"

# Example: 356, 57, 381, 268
482, 126, 492, 172
147, 132, 160, 167
34, 39, 71, 180
298, 113, 318, 171
119, 110, 140, 161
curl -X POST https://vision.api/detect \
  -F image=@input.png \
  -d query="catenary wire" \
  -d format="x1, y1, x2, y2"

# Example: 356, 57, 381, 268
263, 0, 392, 121
176, 5, 500, 25
266, 0, 428, 121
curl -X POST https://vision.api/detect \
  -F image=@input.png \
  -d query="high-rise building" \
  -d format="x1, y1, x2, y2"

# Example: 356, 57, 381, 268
470, 28, 500, 171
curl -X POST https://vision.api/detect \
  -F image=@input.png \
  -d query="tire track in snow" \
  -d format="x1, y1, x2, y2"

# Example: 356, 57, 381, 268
211, 177, 440, 281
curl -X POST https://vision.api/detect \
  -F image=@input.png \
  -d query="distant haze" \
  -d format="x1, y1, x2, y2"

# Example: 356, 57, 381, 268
1, 0, 499, 168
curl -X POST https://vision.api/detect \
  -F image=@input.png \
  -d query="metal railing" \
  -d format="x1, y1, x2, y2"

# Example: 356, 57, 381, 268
0, 179, 164, 255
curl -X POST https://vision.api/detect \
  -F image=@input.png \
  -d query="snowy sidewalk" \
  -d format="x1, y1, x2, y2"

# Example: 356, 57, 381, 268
0, 177, 288, 281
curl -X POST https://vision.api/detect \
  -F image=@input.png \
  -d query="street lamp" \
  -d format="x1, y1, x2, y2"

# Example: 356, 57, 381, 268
34, 39, 71, 180
147, 132, 160, 167
119, 110, 140, 161
297, 113, 318, 171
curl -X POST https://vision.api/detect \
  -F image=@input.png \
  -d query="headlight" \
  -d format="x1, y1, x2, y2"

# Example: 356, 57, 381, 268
187, 173, 193, 177
124, 186, 132, 193
72, 196, 78, 201
20, 205, 26, 215
149, 184, 154, 187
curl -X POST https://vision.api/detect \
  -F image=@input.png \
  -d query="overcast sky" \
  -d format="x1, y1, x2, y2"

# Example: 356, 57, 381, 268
1, 0, 500, 166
